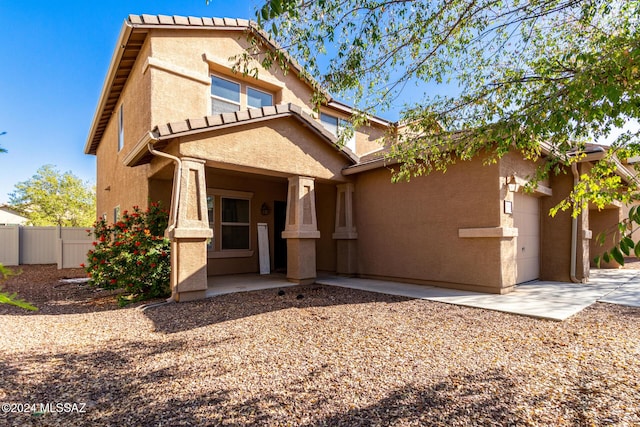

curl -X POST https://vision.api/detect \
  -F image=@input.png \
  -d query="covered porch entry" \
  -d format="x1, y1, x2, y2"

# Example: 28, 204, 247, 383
128, 104, 360, 301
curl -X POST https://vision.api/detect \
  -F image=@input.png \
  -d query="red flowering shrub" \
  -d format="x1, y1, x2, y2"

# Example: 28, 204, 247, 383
85, 203, 171, 305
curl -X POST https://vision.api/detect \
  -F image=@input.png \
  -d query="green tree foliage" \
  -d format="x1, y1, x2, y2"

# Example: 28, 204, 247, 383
237, 0, 639, 262
84, 203, 171, 306
9, 165, 96, 227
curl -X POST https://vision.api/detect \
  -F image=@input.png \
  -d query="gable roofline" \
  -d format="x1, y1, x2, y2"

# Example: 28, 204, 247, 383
86, 14, 368, 156
123, 103, 359, 167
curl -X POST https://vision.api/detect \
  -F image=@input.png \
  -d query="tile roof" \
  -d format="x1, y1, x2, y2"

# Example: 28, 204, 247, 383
128, 14, 252, 28
126, 103, 359, 167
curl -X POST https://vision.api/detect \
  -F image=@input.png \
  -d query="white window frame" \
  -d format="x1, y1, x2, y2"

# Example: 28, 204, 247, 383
113, 206, 120, 223
247, 86, 274, 109
220, 197, 251, 251
206, 189, 254, 258
320, 112, 356, 152
210, 74, 241, 114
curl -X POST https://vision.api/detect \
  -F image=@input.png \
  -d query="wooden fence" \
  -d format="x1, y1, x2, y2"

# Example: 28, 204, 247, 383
0, 226, 93, 269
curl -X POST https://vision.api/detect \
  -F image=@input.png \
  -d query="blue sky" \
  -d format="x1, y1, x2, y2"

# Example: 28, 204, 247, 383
0, 1, 258, 204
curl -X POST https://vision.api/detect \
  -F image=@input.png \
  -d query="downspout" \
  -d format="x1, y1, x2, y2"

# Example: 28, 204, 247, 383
145, 132, 182, 303
570, 162, 581, 283
145, 132, 182, 235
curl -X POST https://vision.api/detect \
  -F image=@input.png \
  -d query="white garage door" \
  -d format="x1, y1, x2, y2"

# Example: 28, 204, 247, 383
513, 192, 540, 283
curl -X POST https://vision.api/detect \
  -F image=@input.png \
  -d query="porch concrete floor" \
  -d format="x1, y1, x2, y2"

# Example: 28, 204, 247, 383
206, 273, 297, 298
205, 269, 640, 321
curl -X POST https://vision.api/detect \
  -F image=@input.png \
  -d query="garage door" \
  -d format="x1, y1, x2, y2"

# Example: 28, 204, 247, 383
513, 192, 540, 283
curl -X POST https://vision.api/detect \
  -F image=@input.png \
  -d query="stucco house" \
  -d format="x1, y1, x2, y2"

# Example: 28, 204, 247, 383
85, 14, 634, 302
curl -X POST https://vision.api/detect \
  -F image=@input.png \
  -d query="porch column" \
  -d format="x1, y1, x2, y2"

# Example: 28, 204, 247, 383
332, 183, 358, 275
282, 176, 320, 284
167, 157, 213, 302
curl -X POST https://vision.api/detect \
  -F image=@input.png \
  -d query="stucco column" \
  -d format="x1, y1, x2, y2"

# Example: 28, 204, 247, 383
332, 183, 358, 275
167, 157, 213, 302
281, 176, 320, 284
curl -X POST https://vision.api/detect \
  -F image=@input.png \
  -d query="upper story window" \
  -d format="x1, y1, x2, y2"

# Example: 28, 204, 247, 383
211, 76, 241, 114
211, 74, 274, 114
247, 87, 273, 109
117, 104, 124, 152
320, 112, 356, 152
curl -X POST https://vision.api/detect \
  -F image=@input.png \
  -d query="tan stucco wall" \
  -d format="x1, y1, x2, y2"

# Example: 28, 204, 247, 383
147, 29, 386, 156
149, 29, 316, 124
179, 118, 351, 181
95, 39, 153, 219
589, 207, 623, 268
354, 156, 507, 293
540, 163, 590, 282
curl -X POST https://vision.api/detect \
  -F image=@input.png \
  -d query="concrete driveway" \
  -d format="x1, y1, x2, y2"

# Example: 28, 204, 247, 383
317, 269, 640, 321
204, 269, 640, 321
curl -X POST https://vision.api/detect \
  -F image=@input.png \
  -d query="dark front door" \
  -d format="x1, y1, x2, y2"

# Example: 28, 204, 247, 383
274, 200, 287, 272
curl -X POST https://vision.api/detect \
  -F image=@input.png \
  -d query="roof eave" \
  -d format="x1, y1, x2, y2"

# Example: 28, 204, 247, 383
84, 19, 134, 155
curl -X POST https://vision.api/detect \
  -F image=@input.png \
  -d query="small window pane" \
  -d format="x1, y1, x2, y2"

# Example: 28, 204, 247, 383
320, 113, 339, 136
247, 87, 273, 108
222, 198, 249, 223
212, 98, 240, 114
222, 225, 249, 249
211, 76, 240, 103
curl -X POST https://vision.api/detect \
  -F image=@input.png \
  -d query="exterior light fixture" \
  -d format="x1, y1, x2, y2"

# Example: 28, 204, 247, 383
507, 175, 517, 192
261, 202, 270, 216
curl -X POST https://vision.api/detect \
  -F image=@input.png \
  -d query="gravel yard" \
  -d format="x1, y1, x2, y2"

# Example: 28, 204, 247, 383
1, 265, 639, 426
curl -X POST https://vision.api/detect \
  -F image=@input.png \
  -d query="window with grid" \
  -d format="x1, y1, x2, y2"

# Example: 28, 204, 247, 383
221, 197, 250, 250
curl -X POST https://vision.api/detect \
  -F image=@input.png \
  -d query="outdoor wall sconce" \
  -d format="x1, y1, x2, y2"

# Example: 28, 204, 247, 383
506, 175, 518, 192
261, 202, 271, 216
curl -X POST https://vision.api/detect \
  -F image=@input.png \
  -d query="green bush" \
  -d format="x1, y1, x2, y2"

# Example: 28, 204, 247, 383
84, 202, 171, 305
